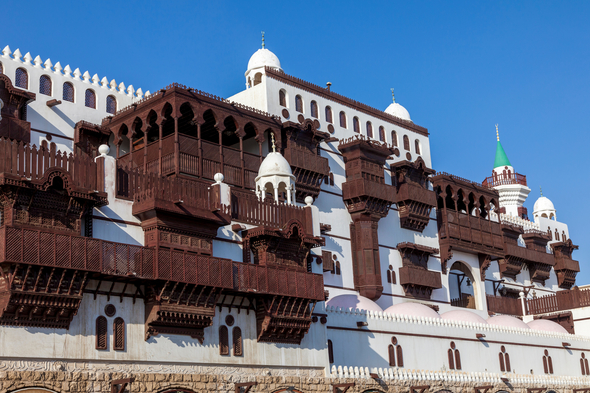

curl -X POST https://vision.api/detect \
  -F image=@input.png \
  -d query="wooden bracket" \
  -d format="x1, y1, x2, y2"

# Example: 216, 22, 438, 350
235, 382, 257, 393
410, 386, 430, 393
474, 386, 493, 393
332, 383, 354, 393
111, 378, 134, 393
46, 99, 62, 107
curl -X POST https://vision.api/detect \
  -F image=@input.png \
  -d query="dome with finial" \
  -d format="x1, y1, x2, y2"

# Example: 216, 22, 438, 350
246, 32, 282, 75
256, 151, 293, 180
533, 188, 556, 220
255, 133, 296, 204
384, 88, 412, 122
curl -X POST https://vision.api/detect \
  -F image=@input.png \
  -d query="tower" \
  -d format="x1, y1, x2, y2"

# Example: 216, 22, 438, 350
483, 125, 530, 218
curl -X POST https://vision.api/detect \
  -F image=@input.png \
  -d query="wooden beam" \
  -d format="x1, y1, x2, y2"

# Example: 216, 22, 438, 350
332, 383, 354, 393
110, 377, 134, 393
235, 382, 257, 393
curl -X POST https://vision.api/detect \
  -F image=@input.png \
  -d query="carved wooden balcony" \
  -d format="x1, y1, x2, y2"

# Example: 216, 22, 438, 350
486, 294, 523, 316
0, 74, 36, 143
397, 242, 441, 299
525, 287, 590, 316
390, 158, 436, 232
500, 225, 555, 283
552, 240, 580, 289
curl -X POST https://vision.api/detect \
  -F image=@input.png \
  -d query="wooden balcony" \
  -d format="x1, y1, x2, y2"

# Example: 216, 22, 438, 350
438, 209, 505, 256
342, 178, 396, 215
552, 240, 580, 289
526, 287, 590, 316
486, 295, 523, 316
482, 172, 527, 188
283, 145, 330, 203
0, 73, 36, 143
398, 266, 442, 299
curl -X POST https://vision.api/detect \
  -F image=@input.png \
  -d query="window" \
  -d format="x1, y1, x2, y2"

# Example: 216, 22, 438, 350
366, 121, 373, 138
325, 106, 333, 123
63, 82, 74, 102
279, 90, 286, 107
113, 317, 125, 351
85, 89, 96, 109
415, 139, 421, 155
106, 95, 117, 114
388, 337, 403, 367
562, 231, 567, 241
581, 353, 589, 376
295, 95, 303, 113
328, 339, 334, 363
339, 111, 346, 128
403, 135, 410, 150
499, 346, 511, 372
95, 316, 108, 350
448, 342, 461, 370
543, 349, 553, 374
334, 261, 341, 275
353, 117, 360, 133
386, 265, 396, 284
310, 100, 318, 118
39, 75, 52, 96
379, 126, 385, 142
219, 326, 229, 355
0, 62, 3, 73
15, 68, 28, 89
555, 229, 560, 241
391, 131, 398, 147
253, 72, 262, 86
232, 327, 243, 356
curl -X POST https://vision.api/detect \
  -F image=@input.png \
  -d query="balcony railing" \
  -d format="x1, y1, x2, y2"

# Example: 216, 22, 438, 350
0, 226, 324, 301
486, 295, 523, 316
482, 172, 527, 188
526, 287, 590, 315
438, 209, 505, 255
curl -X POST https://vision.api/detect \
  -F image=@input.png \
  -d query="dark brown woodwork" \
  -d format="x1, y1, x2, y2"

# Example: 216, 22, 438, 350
390, 158, 436, 232
486, 295, 523, 316
339, 135, 395, 300
526, 286, 590, 315
534, 311, 575, 334
74, 120, 110, 156
332, 383, 355, 393
0, 74, 35, 143
552, 239, 579, 289
255, 295, 315, 344
235, 382, 257, 393
111, 378, 134, 393
397, 242, 441, 299
113, 317, 125, 350
501, 226, 555, 284
281, 120, 330, 203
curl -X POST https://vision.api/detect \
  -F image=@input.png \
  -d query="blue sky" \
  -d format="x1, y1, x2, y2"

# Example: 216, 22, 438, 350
3, 1, 590, 284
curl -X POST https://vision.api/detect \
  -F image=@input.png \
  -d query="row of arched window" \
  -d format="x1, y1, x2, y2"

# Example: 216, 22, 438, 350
9, 67, 117, 113
548, 227, 567, 242
219, 325, 243, 356
95, 316, 125, 351
281, 90, 421, 154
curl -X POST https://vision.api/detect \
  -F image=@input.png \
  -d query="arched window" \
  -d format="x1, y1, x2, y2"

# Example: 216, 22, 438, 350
403, 135, 410, 150
39, 75, 52, 96
232, 327, 243, 356
543, 349, 553, 374
15, 68, 28, 89
386, 265, 396, 284
219, 326, 229, 355
353, 117, 360, 133
253, 72, 262, 86
95, 316, 107, 350
415, 139, 421, 155
562, 231, 567, 241
448, 342, 461, 370
85, 89, 96, 109
391, 131, 398, 147
581, 353, 589, 375
63, 82, 74, 102
388, 344, 396, 366
389, 337, 403, 367
379, 126, 385, 142
555, 229, 560, 241
0, 62, 3, 73
310, 100, 318, 118
106, 95, 117, 114
295, 95, 303, 113
329, 172, 334, 186
325, 106, 333, 123
499, 345, 510, 372
279, 90, 286, 107
366, 121, 373, 138
113, 317, 125, 351
335, 261, 341, 275
339, 111, 347, 128
328, 339, 334, 363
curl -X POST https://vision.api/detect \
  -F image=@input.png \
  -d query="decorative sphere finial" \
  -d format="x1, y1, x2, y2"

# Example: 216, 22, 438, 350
495, 124, 500, 141
261, 31, 265, 49
214, 173, 225, 184
391, 88, 395, 103
304, 196, 313, 206
98, 144, 110, 156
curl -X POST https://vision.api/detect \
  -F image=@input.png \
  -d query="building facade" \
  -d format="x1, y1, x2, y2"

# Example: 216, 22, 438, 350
0, 43, 588, 393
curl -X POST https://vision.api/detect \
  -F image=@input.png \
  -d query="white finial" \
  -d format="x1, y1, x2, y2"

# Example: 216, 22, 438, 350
109, 79, 117, 90
214, 173, 224, 184
270, 132, 276, 152
53, 62, 63, 75
391, 88, 395, 103
495, 124, 499, 141
98, 144, 110, 157
12, 48, 22, 62
43, 58, 53, 71
540, 187, 543, 197
73, 68, 82, 80
305, 196, 313, 206
63, 65, 72, 77
23, 52, 32, 65
100, 76, 109, 88
2, 45, 12, 58
33, 55, 42, 68
92, 74, 100, 85
261, 31, 265, 49
82, 71, 91, 83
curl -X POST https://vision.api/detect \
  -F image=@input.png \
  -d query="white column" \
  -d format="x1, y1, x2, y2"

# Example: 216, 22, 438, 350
273, 185, 279, 203
286, 186, 292, 204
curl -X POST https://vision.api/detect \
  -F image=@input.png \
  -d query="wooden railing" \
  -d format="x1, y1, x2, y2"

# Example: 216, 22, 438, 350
486, 295, 523, 316
526, 287, 590, 315
482, 172, 527, 188
0, 137, 98, 191
438, 209, 505, 254
0, 226, 324, 300
283, 146, 330, 174
342, 178, 396, 203
231, 189, 309, 230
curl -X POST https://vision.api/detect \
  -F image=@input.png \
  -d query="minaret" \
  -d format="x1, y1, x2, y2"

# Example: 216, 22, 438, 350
487, 125, 531, 218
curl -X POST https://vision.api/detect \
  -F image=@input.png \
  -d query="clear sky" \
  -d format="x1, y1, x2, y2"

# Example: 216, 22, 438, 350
3, 1, 590, 284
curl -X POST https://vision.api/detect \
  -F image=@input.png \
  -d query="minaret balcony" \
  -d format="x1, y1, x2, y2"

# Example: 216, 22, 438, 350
482, 172, 527, 188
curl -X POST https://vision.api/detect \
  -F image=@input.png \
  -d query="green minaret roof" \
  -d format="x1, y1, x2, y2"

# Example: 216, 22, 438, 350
494, 140, 512, 168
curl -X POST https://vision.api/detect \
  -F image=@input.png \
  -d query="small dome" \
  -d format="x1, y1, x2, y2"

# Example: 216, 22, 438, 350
384, 302, 441, 319
534, 196, 555, 214
327, 294, 383, 313
385, 102, 412, 122
247, 48, 282, 73
487, 315, 530, 330
256, 152, 294, 181
527, 319, 568, 334
441, 310, 488, 325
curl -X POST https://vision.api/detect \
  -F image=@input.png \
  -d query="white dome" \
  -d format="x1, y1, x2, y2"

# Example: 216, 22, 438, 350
385, 102, 412, 122
384, 302, 441, 319
256, 152, 293, 181
327, 294, 383, 313
534, 196, 555, 214
247, 48, 282, 73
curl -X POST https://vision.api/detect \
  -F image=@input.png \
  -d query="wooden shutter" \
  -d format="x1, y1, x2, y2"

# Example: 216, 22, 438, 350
322, 250, 334, 272
96, 316, 107, 350
396, 345, 404, 367
454, 350, 462, 370
328, 340, 334, 364
499, 352, 505, 372
113, 317, 125, 351
233, 327, 243, 356
448, 349, 455, 370
219, 326, 229, 355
